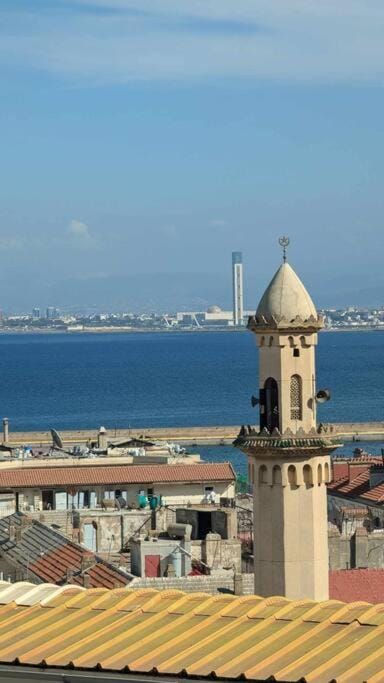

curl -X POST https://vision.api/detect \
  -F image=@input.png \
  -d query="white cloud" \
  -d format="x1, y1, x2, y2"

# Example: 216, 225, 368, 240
68, 219, 91, 238
1, 1, 384, 84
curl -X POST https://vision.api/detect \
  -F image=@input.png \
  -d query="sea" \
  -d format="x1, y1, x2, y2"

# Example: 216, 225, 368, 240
0, 330, 383, 475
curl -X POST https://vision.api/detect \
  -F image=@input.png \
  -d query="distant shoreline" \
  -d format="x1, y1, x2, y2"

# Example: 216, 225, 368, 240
0, 326, 382, 335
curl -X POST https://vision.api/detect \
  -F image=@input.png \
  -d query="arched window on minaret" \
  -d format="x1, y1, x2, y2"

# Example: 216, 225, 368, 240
290, 374, 303, 421
263, 377, 279, 432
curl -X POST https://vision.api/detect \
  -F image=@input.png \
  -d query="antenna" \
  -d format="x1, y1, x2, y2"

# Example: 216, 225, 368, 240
50, 428, 64, 450
278, 236, 290, 263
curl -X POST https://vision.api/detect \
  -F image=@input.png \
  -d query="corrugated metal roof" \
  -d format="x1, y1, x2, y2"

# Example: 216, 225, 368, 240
0, 581, 83, 605
0, 586, 383, 680
0, 462, 235, 489
0, 513, 131, 588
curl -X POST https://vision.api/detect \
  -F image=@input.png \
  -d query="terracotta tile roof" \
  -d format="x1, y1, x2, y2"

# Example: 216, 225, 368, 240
333, 469, 370, 496
331, 461, 349, 480
339, 505, 368, 516
0, 462, 235, 489
0, 587, 384, 681
352, 454, 383, 463
361, 482, 384, 503
0, 513, 131, 588
330, 568, 384, 604
327, 475, 349, 491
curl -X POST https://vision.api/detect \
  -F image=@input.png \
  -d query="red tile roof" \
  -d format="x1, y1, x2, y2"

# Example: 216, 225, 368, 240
352, 455, 383, 463
327, 475, 349, 491
332, 462, 349, 480
0, 513, 131, 588
333, 469, 370, 496
330, 569, 384, 604
0, 462, 235, 489
361, 482, 384, 503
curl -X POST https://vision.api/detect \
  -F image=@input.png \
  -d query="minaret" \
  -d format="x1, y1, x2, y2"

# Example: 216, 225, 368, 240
234, 239, 340, 601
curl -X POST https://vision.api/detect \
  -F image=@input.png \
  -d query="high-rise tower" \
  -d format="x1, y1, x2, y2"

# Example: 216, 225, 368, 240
232, 251, 244, 326
234, 242, 340, 601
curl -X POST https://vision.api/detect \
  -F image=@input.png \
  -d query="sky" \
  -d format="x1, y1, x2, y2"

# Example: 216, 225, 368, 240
1, 0, 384, 311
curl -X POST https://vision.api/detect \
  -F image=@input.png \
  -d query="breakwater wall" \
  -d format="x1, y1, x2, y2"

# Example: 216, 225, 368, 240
4, 422, 384, 447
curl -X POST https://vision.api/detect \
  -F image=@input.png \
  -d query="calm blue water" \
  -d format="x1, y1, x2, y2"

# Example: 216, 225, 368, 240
0, 330, 382, 432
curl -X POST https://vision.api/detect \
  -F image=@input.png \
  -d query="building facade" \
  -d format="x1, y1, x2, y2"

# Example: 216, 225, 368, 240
232, 251, 244, 326
0, 463, 235, 514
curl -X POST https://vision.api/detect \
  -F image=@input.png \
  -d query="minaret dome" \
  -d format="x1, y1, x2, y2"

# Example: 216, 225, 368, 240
256, 262, 320, 329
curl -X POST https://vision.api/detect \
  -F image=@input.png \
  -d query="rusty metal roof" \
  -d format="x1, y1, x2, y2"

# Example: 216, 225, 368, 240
0, 462, 235, 489
0, 586, 383, 681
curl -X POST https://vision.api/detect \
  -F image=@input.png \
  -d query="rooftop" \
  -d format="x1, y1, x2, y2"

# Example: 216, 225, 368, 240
0, 585, 383, 681
330, 568, 384, 604
0, 513, 131, 588
0, 462, 235, 489
329, 459, 384, 504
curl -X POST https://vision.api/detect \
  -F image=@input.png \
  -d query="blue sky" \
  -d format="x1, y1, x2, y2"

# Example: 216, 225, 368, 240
1, 0, 384, 311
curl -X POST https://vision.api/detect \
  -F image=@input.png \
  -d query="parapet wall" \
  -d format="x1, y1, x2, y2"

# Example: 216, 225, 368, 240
129, 572, 254, 595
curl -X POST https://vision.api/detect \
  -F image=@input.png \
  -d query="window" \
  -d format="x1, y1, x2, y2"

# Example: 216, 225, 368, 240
42, 490, 54, 510
324, 462, 330, 482
317, 464, 323, 485
262, 377, 279, 431
290, 374, 303, 420
288, 465, 297, 487
293, 348, 300, 357
303, 465, 313, 487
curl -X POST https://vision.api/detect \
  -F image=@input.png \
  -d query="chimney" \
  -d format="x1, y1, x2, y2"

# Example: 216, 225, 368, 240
2, 418, 9, 443
20, 516, 33, 530
83, 573, 90, 589
369, 465, 384, 489
98, 426, 108, 450
81, 555, 94, 573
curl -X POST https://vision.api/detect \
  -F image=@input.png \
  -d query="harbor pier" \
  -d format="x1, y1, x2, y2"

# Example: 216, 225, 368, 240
3, 422, 384, 448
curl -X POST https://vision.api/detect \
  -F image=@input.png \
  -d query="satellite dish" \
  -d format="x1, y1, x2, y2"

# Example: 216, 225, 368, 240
251, 395, 260, 407
50, 428, 64, 450
315, 389, 331, 404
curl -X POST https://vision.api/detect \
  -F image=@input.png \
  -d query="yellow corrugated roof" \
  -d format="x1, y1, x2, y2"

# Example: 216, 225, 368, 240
0, 586, 382, 681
